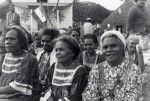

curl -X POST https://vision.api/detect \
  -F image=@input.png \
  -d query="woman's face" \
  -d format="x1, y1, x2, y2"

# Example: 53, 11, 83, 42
70, 31, 80, 42
84, 38, 96, 53
5, 29, 21, 53
41, 35, 52, 51
55, 41, 74, 63
102, 36, 124, 65
127, 39, 137, 53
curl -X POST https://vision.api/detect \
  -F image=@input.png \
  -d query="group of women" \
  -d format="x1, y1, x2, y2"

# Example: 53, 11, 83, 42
0, 25, 146, 101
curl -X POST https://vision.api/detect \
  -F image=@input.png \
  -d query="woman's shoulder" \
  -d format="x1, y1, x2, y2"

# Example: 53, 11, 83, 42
24, 52, 38, 63
74, 65, 87, 76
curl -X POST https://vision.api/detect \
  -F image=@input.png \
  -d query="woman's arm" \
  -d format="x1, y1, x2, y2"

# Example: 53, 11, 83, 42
69, 66, 87, 101
136, 45, 145, 72
0, 85, 18, 94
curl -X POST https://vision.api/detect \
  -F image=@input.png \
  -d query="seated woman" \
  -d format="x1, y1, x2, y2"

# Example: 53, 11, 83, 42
82, 30, 143, 101
80, 34, 105, 69
45, 36, 87, 101
0, 26, 40, 101
126, 35, 145, 72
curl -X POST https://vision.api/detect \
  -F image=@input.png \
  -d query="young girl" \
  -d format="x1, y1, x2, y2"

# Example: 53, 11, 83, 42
80, 34, 105, 69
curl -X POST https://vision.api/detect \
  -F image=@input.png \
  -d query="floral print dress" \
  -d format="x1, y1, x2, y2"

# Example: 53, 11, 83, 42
82, 59, 143, 101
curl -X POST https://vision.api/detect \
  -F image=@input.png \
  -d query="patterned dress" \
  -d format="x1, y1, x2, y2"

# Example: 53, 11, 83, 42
0, 52, 40, 101
82, 59, 143, 101
37, 51, 51, 92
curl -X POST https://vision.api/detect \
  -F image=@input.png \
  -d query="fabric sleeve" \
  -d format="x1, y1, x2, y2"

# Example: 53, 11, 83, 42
9, 54, 38, 95
124, 64, 143, 101
82, 65, 102, 101
69, 66, 87, 101
42, 63, 55, 93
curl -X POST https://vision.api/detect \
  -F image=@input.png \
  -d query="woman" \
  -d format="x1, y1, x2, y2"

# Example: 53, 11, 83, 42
0, 26, 40, 101
70, 28, 81, 43
126, 35, 145, 72
70, 28, 84, 52
45, 36, 87, 101
80, 34, 104, 68
82, 31, 143, 101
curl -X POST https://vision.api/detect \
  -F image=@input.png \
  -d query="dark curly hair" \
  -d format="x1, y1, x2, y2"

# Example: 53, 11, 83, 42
41, 28, 59, 41
55, 36, 80, 60
83, 34, 99, 47
6, 26, 28, 50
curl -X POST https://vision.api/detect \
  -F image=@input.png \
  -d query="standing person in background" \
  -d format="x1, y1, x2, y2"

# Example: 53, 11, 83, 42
83, 18, 94, 35
70, 28, 84, 52
67, 26, 73, 35
6, 4, 20, 29
36, 28, 59, 94
0, 26, 40, 101
126, 35, 145, 72
30, 33, 43, 55
83, 31, 143, 101
70, 28, 81, 43
79, 34, 105, 69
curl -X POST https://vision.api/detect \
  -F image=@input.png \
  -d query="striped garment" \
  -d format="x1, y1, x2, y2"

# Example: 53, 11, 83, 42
0, 52, 33, 95
52, 62, 81, 86
2, 53, 25, 73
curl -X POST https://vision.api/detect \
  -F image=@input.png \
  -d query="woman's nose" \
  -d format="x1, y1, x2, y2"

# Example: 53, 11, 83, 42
106, 46, 112, 51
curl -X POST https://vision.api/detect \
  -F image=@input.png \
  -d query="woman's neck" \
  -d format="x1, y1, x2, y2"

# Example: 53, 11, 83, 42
11, 49, 24, 57
108, 57, 124, 67
61, 58, 74, 68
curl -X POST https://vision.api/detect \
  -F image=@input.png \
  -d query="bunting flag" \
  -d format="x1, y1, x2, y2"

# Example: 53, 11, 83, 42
32, 3, 47, 25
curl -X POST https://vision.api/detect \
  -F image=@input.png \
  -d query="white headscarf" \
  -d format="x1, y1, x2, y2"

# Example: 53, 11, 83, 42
101, 30, 126, 50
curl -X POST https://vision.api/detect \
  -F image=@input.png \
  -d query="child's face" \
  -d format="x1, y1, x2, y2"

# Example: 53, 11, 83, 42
70, 31, 80, 42
84, 38, 96, 53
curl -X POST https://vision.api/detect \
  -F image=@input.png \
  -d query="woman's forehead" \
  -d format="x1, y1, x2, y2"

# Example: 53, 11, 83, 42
102, 36, 123, 46
6, 30, 18, 38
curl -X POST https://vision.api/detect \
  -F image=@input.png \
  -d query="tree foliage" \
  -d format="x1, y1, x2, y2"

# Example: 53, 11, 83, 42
73, 1, 111, 23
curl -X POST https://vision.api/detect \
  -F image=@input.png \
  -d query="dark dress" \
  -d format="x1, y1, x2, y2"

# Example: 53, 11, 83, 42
0, 52, 40, 101
46, 61, 88, 101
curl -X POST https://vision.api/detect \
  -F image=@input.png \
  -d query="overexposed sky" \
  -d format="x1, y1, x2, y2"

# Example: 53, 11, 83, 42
80, 0, 124, 10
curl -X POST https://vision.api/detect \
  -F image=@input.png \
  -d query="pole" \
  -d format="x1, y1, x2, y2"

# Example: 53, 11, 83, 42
57, 10, 59, 28
30, 9, 33, 35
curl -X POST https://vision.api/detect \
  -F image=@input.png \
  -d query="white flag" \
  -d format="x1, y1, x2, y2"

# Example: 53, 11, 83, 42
34, 6, 46, 23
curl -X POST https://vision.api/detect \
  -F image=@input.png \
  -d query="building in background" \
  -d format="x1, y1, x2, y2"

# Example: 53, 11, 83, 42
100, 0, 150, 34
0, 0, 73, 34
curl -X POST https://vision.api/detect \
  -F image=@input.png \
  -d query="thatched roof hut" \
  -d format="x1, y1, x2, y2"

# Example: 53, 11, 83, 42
100, 0, 150, 34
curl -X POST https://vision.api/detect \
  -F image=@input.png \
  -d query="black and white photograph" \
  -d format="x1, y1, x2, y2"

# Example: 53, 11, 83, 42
0, 0, 150, 101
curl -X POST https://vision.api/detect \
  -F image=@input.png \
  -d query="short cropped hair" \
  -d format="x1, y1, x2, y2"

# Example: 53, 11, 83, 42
55, 36, 80, 60
41, 28, 59, 41
83, 34, 98, 46
72, 28, 81, 36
